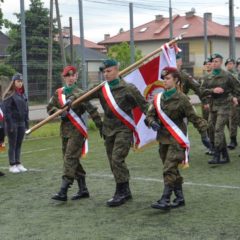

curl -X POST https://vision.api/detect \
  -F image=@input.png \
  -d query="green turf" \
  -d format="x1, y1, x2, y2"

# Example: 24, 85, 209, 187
0, 121, 240, 240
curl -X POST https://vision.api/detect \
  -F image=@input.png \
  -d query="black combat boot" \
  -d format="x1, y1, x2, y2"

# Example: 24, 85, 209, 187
171, 184, 185, 208
52, 178, 72, 201
208, 148, 221, 164
71, 175, 90, 200
107, 182, 132, 207
220, 147, 230, 164
227, 137, 237, 150
151, 185, 173, 210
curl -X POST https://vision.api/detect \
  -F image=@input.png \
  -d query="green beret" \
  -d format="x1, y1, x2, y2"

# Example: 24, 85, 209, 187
236, 58, 240, 66
210, 53, 223, 61
203, 58, 211, 65
176, 52, 182, 60
99, 59, 118, 72
225, 58, 235, 66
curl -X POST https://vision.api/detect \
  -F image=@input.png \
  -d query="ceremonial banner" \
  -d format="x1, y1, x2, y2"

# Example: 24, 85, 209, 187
154, 92, 190, 168
58, 88, 88, 157
123, 44, 178, 148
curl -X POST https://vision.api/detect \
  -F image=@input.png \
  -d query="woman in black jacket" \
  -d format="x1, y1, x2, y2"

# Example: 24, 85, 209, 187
2, 73, 29, 173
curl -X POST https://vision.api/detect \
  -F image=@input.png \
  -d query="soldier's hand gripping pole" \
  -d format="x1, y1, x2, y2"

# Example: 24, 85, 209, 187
25, 81, 107, 135
26, 33, 184, 135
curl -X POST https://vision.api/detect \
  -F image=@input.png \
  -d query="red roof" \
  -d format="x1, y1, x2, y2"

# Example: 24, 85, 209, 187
100, 14, 240, 44
72, 35, 105, 50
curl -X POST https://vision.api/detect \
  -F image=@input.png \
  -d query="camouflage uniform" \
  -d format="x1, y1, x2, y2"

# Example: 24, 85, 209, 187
227, 70, 240, 145
201, 69, 240, 156
47, 87, 102, 183
180, 70, 201, 98
86, 79, 148, 183
146, 90, 207, 187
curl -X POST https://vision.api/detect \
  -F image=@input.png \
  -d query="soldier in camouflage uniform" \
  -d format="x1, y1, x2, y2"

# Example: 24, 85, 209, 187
201, 59, 214, 154
82, 59, 149, 207
176, 53, 201, 98
225, 58, 239, 149
201, 54, 240, 164
47, 66, 102, 201
146, 67, 208, 210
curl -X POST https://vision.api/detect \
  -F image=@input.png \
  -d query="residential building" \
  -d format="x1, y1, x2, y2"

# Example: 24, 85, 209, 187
100, 10, 240, 77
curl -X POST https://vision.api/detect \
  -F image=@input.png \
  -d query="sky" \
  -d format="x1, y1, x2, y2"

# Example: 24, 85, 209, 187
1, 0, 240, 43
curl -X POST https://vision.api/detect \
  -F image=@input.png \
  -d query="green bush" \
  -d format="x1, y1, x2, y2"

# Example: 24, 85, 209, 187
0, 63, 16, 77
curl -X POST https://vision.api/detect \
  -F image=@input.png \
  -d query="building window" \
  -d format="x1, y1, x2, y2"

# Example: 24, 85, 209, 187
178, 42, 189, 63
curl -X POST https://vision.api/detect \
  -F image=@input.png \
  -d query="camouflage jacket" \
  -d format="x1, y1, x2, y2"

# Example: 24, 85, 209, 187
200, 69, 240, 112
180, 70, 201, 98
47, 87, 102, 138
146, 91, 208, 144
85, 80, 149, 137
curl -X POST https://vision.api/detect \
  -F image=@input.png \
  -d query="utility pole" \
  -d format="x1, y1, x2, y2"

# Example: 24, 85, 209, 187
55, 0, 66, 66
47, 0, 53, 100
169, 0, 173, 39
69, 17, 74, 65
203, 13, 208, 60
78, 0, 87, 90
129, 2, 135, 64
229, 0, 236, 59
20, 0, 28, 97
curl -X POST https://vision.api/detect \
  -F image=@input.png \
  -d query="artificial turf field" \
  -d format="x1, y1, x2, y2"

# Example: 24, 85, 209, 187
0, 120, 240, 240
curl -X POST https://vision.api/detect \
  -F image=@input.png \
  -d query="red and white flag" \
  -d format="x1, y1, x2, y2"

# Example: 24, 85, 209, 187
123, 44, 178, 148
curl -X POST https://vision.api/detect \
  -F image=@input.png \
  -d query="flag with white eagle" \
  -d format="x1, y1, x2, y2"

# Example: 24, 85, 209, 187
123, 44, 178, 148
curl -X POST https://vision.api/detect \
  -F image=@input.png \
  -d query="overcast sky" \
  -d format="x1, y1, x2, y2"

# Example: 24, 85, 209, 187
1, 0, 240, 43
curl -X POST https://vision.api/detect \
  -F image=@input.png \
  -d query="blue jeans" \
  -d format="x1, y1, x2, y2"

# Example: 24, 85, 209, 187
7, 125, 25, 166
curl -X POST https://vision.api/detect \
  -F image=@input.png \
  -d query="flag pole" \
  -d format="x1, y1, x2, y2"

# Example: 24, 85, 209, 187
26, 34, 183, 135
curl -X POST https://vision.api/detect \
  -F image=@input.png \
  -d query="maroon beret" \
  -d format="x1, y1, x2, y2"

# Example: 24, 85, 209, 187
62, 66, 77, 77
161, 67, 178, 78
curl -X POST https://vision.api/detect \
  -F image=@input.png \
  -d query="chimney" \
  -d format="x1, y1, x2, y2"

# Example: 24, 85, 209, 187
104, 34, 110, 40
185, 8, 195, 18
204, 12, 212, 21
155, 15, 164, 22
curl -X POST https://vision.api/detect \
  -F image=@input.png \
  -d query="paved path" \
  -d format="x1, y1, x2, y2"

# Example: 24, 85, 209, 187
29, 95, 201, 121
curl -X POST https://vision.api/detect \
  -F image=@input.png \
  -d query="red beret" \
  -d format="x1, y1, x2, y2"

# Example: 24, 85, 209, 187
161, 67, 178, 78
62, 66, 77, 77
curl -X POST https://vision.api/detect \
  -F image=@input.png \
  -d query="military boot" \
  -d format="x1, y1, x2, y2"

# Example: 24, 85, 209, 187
52, 178, 72, 201
171, 184, 185, 208
208, 148, 221, 164
107, 182, 132, 207
71, 175, 90, 200
227, 137, 237, 150
151, 185, 173, 210
220, 147, 230, 164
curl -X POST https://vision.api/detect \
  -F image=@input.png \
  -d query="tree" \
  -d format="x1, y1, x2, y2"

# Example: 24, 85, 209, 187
0, 63, 15, 77
6, 0, 63, 101
107, 42, 142, 70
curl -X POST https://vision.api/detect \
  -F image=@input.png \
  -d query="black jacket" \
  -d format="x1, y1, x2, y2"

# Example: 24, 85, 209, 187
3, 92, 29, 130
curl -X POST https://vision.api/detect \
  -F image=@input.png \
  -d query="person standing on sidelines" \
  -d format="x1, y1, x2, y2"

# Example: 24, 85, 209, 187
2, 73, 29, 173
47, 66, 102, 202
145, 67, 208, 210
201, 54, 240, 164
0, 104, 5, 176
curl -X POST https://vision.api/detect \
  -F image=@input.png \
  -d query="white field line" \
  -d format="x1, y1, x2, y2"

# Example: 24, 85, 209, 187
0, 164, 239, 190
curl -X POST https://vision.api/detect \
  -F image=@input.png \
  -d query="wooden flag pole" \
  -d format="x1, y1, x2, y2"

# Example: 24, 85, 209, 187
26, 34, 183, 135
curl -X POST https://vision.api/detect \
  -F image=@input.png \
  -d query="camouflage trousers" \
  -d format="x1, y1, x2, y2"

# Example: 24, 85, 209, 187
62, 135, 86, 183
228, 105, 240, 138
209, 110, 230, 150
159, 143, 185, 187
104, 131, 132, 183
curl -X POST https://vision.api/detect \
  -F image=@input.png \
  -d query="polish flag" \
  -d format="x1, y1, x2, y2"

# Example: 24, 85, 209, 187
123, 44, 178, 148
